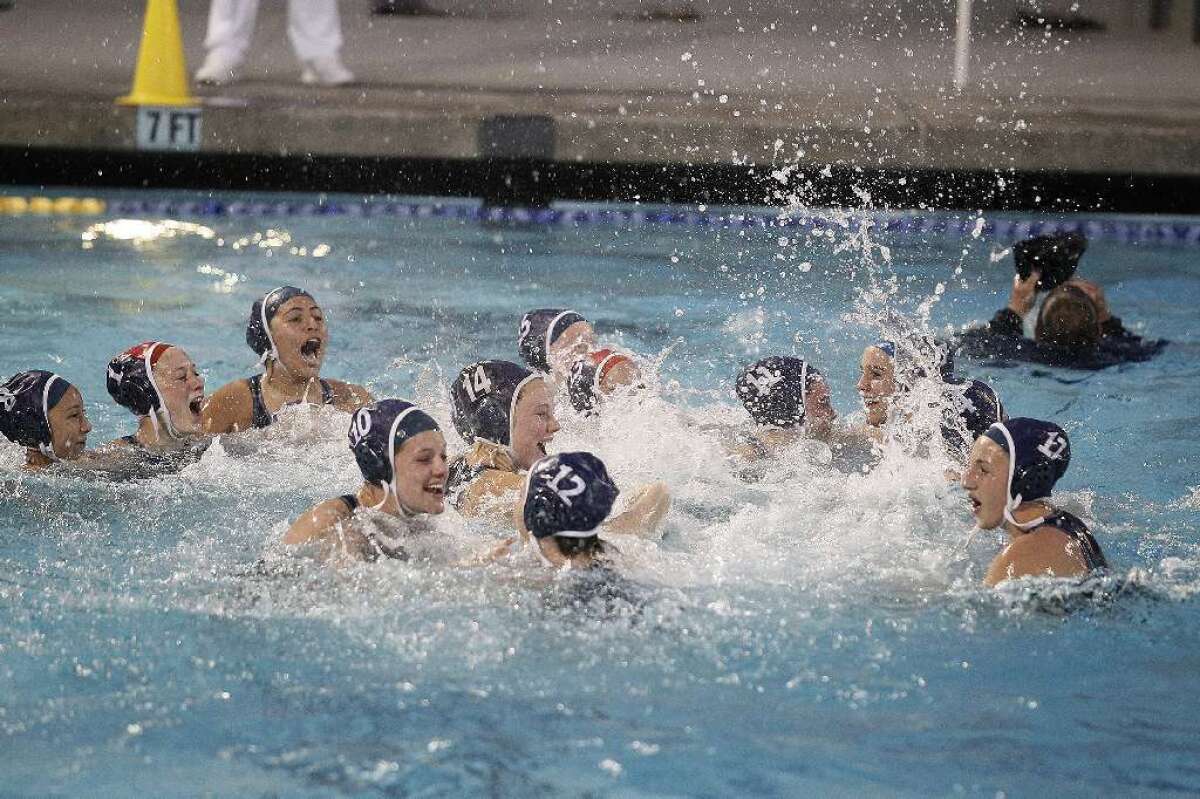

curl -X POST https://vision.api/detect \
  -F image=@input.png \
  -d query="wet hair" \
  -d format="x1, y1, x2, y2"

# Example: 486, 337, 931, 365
449, 360, 539, 447
0, 370, 73, 454
246, 286, 315, 363
1035, 284, 1100, 351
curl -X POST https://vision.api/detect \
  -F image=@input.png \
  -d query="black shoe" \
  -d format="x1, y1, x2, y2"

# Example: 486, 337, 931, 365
372, 0, 446, 16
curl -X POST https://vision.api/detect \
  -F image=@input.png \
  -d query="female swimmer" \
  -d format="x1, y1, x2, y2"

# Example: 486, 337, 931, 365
518, 308, 595, 383
447, 359, 669, 535
962, 417, 1108, 586
486, 451, 620, 569
284, 400, 448, 562
0, 370, 92, 469
204, 286, 372, 433
106, 341, 208, 461
566, 348, 643, 414
731, 356, 837, 459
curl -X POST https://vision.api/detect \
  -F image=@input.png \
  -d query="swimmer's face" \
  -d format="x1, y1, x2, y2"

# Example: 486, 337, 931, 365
804, 375, 837, 435
47, 386, 91, 460
599, 358, 640, 395
393, 429, 448, 515
857, 347, 895, 427
153, 347, 205, 434
270, 296, 328, 379
962, 437, 1009, 530
511, 379, 559, 471
548, 321, 595, 375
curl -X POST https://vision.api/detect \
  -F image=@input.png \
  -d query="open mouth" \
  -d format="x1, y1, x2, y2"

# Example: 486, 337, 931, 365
188, 396, 204, 418
423, 482, 445, 497
537, 442, 548, 455
299, 338, 323, 364
970, 497, 982, 512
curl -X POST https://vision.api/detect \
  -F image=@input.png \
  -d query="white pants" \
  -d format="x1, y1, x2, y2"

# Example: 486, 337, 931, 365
203, 0, 343, 64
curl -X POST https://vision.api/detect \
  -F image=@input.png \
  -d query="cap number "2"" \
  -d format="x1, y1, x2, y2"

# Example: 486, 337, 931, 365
462, 366, 493, 402
546, 464, 586, 507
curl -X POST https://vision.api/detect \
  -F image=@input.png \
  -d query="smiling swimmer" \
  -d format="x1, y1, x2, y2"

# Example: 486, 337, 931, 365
106, 341, 209, 465
518, 309, 596, 384
0, 370, 92, 469
962, 418, 1108, 586
447, 359, 669, 535
284, 400, 448, 562
204, 286, 372, 433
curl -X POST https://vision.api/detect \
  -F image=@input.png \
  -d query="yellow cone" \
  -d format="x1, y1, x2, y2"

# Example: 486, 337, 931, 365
117, 0, 196, 106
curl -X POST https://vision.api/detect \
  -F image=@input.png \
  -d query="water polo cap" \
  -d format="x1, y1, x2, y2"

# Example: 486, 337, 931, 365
735, 356, 822, 428
0, 370, 72, 459
983, 418, 1070, 530
567, 348, 635, 412
941, 379, 1005, 459
450, 360, 539, 448
348, 399, 440, 513
518, 309, 587, 372
1013, 231, 1087, 291
107, 341, 182, 439
522, 451, 619, 540
246, 285, 314, 367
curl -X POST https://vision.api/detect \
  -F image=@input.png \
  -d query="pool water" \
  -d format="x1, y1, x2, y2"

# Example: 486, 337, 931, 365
1, 191, 1199, 797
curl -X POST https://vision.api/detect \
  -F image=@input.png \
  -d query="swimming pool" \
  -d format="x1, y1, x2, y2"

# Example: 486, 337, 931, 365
1, 190, 1198, 797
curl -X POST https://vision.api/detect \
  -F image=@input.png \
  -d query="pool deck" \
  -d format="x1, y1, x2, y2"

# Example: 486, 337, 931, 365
1, 0, 1199, 186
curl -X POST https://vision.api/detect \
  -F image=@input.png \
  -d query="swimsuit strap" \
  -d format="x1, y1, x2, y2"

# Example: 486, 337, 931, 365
1043, 509, 1109, 572
339, 493, 360, 513
445, 454, 488, 510
246, 374, 274, 429
319, 379, 335, 405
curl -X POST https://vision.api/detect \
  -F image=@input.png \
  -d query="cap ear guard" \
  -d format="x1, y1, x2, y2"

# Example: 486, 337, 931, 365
0, 370, 71, 455
246, 286, 313, 369
984, 418, 1070, 530
449, 360, 535, 447
349, 400, 440, 513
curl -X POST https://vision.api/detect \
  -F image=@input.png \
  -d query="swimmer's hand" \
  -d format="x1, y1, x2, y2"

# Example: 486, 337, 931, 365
1008, 269, 1041, 316
604, 481, 670, 538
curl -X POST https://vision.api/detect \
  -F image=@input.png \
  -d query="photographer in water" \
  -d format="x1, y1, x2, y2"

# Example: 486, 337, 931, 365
954, 232, 1164, 369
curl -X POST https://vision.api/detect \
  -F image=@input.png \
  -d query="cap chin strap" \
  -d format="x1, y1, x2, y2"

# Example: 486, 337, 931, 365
508, 373, 540, 452
546, 309, 578, 349
142, 342, 183, 442
259, 287, 292, 376
368, 408, 423, 518
993, 421, 1047, 531
38, 375, 61, 461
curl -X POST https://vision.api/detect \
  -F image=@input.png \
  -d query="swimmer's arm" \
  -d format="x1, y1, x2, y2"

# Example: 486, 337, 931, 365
283, 498, 353, 547
457, 470, 525, 528
327, 379, 373, 413
984, 529, 1089, 586
604, 481, 670, 538
202, 380, 253, 434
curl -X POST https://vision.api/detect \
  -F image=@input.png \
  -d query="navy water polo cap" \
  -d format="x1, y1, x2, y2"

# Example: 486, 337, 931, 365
450, 360, 540, 447
0, 370, 72, 455
983, 418, 1070, 529
523, 451, 619, 540
735, 356, 822, 428
518, 309, 587, 372
941, 379, 1005, 459
349, 399, 440, 509
107, 341, 173, 417
568, 348, 636, 412
1014, 231, 1086, 291
246, 285, 314, 364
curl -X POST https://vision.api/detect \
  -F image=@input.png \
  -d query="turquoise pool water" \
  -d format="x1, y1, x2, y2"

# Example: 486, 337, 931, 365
1, 191, 1198, 797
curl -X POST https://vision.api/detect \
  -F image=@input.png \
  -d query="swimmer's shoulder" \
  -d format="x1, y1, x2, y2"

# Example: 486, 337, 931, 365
283, 495, 357, 547
986, 527, 1090, 586
203, 379, 255, 434
323, 378, 373, 412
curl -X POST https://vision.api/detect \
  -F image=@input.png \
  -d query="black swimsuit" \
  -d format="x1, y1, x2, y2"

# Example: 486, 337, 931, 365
337, 493, 407, 562
445, 455, 489, 511
1040, 509, 1109, 572
246, 374, 335, 429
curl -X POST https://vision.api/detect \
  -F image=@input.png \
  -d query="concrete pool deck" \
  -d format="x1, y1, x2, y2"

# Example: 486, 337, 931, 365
1, 0, 1198, 199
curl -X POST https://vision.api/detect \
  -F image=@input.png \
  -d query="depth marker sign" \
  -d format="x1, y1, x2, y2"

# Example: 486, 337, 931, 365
135, 106, 202, 151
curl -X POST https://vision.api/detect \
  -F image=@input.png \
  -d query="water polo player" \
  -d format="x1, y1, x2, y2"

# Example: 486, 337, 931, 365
106, 341, 208, 461
448, 359, 669, 535
0, 370, 92, 469
517, 451, 620, 569
204, 285, 372, 433
566, 348, 643, 413
518, 308, 595, 382
962, 417, 1108, 586
732, 356, 837, 459
284, 399, 447, 562
955, 232, 1165, 369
